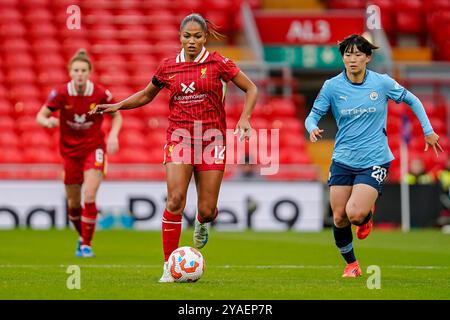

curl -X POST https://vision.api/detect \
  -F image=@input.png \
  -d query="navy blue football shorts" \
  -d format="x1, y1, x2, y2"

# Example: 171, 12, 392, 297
328, 160, 390, 194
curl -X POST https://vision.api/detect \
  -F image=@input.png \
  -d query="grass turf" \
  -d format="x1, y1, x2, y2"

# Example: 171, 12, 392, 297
0, 229, 449, 300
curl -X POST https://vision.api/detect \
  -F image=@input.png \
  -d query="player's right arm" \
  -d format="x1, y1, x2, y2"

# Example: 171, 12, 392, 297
90, 82, 161, 114
36, 88, 61, 128
305, 80, 331, 142
36, 105, 60, 128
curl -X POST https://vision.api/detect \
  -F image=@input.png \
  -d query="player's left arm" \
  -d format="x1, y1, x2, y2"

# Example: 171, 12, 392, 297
103, 89, 122, 155
402, 91, 443, 157
386, 75, 443, 156
107, 111, 122, 155
231, 71, 258, 141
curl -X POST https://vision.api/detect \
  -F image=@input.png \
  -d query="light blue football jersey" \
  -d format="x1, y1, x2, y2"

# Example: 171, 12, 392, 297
305, 69, 433, 168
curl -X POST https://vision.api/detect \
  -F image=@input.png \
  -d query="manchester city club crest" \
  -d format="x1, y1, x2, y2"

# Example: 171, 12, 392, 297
369, 91, 378, 101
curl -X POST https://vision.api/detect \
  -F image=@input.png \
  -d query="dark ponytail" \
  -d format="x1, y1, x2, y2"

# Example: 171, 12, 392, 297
180, 13, 225, 40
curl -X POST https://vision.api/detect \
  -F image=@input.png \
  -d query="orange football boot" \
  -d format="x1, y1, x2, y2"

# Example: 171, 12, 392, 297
342, 261, 362, 278
356, 205, 375, 240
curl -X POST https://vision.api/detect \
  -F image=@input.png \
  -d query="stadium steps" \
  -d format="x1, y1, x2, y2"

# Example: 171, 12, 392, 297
262, 0, 324, 9
306, 140, 334, 182
392, 47, 433, 62
207, 46, 256, 61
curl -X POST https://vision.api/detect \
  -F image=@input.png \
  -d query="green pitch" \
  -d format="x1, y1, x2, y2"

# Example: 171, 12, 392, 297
0, 229, 449, 299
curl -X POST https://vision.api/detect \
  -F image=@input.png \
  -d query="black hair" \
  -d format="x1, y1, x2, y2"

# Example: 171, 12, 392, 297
180, 13, 225, 40
338, 34, 379, 56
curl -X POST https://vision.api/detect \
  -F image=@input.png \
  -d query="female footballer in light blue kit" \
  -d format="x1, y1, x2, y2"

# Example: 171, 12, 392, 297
305, 34, 443, 277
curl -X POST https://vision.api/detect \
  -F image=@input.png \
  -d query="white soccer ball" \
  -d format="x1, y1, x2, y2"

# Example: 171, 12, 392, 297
167, 246, 205, 282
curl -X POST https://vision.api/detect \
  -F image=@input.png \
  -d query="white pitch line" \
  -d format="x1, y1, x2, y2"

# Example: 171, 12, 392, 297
0, 264, 448, 270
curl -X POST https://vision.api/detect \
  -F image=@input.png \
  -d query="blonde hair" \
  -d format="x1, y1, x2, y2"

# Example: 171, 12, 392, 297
68, 48, 92, 71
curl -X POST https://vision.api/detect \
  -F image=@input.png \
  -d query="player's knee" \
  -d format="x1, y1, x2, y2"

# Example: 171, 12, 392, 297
67, 194, 81, 209
166, 192, 186, 214
346, 206, 366, 225
67, 199, 81, 209
197, 203, 216, 222
84, 190, 97, 204
333, 214, 349, 228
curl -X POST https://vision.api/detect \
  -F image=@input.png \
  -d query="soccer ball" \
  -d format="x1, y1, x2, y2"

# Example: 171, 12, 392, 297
167, 246, 205, 282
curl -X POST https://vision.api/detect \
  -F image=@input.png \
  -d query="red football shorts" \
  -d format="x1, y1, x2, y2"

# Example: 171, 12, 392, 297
62, 147, 107, 185
163, 140, 226, 171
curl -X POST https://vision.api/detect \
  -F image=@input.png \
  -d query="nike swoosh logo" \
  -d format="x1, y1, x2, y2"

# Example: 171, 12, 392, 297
164, 228, 176, 232
168, 75, 176, 79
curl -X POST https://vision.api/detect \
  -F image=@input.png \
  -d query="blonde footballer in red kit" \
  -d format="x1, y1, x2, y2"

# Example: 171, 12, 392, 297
91, 13, 258, 282
36, 49, 123, 257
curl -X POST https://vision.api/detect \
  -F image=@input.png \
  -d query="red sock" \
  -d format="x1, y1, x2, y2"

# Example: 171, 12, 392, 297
197, 207, 218, 224
162, 209, 183, 262
81, 202, 98, 246
68, 207, 82, 237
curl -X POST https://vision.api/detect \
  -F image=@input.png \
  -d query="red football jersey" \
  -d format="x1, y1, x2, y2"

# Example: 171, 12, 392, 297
153, 47, 240, 144
46, 80, 113, 158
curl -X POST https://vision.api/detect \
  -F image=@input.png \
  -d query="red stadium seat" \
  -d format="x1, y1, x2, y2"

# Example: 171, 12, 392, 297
280, 130, 306, 149
388, 134, 401, 151
271, 118, 303, 133
429, 118, 446, 135
144, 101, 169, 117
0, 85, 6, 99
0, 131, 19, 148
0, 8, 21, 24
6, 69, 36, 85
61, 38, 91, 57
251, 118, 269, 129
266, 169, 318, 181
279, 148, 311, 164
0, 99, 12, 117
1, 39, 30, 52
4, 53, 33, 68
146, 116, 169, 131
119, 25, 149, 40
20, 130, 53, 148
107, 86, 134, 101
38, 70, 69, 86
20, 0, 50, 7
95, 54, 128, 72
24, 147, 60, 163
35, 53, 66, 69
23, 8, 52, 23
118, 147, 153, 163
121, 115, 146, 132
387, 118, 401, 135
396, 11, 425, 34
120, 130, 148, 149
328, 0, 366, 9
99, 70, 130, 86
13, 99, 44, 118
31, 39, 61, 53
203, 11, 230, 32
0, 116, 15, 130
146, 131, 167, 149
10, 85, 41, 100
0, 23, 26, 38
266, 98, 297, 117
16, 116, 41, 132
0, 148, 25, 163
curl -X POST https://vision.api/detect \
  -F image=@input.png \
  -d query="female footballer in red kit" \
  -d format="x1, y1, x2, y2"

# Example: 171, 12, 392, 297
91, 14, 258, 282
36, 49, 123, 257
